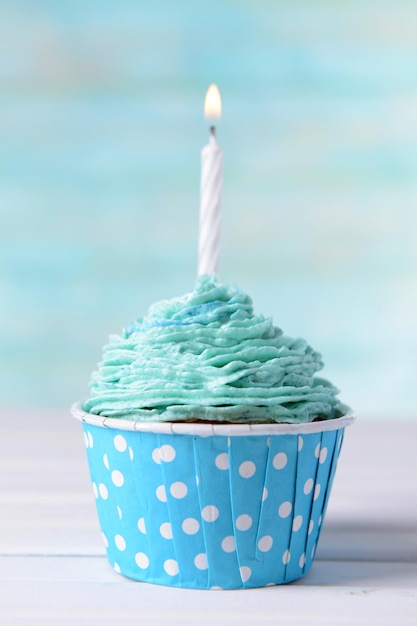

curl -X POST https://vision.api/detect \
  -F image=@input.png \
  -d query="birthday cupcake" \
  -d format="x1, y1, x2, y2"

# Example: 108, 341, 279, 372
72, 275, 354, 589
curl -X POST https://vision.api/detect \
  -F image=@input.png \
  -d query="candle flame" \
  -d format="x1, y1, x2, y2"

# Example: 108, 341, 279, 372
204, 84, 222, 119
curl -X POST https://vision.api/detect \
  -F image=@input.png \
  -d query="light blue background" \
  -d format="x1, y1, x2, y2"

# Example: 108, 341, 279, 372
1, 1, 416, 418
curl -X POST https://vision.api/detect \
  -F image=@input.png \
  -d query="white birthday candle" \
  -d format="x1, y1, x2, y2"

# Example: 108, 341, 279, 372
198, 84, 223, 277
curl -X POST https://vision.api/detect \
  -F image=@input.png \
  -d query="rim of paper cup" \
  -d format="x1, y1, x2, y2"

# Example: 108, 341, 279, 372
71, 402, 355, 436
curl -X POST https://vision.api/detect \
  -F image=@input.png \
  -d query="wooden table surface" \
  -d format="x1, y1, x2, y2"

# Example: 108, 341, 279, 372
1, 410, 416, 625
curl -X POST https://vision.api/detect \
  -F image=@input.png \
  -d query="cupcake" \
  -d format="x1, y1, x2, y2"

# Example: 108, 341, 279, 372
72, 275, 354, 589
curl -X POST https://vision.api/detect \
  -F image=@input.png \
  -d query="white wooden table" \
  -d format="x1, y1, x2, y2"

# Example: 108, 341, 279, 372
1, 410, 416, 625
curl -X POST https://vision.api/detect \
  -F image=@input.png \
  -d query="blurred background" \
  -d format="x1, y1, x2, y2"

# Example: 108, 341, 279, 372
1, 0, 416, 418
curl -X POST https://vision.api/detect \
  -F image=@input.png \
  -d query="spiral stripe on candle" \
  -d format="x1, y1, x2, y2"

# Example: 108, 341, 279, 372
198, 146, 223, 277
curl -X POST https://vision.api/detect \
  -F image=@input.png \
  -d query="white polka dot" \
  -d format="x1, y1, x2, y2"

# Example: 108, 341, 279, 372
273, 452, 287, 470
299, 553, 306, 568
135, 552, 150, 569
83, 432, 89, 448
129, 447, 134, 460
114, 434, 127, 452
292, 515, 303, 532
115, 534, 126, 551
194, 553, 208, 570
182, 518, 200, 535
298, 436, 304, 451
164, 559, 179, 576
101, 532, 109, 548
262, 487, 268, 501
201, 505, 219, 522
258, 535, 273, 552
138, 517, 146, 534
103, 454, 109, 469
92, 482, 98, 498
314, 484, 321, 501
282, 549, 291, 565
304, 478, 314, 495
111, 470, 125, 487
170, 481, 188, 499
159, 444, 176, 462
215, 453, 229, 470
211, 586, 223, 590
315, 443, 321, 458
117, 506, 123, 520
239, 461, 256, 478
99, 483, 108, 500
227, 437, 231, 447
319, 447, 328, 464
221, 536, 236, 553
160, 522, 173, 539
87, 432, 93, 448
240, 566, 252, 582
278, 501, 292, 518
236, 514, 252, 531
308, 520, 314, 535
195, 474, 199, 486
113, 562, 121, 573
152, 448, 161, 464
156, 485, 167, 502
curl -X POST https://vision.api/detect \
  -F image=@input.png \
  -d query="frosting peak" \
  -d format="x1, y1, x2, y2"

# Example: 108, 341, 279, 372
84, 276, 342, 423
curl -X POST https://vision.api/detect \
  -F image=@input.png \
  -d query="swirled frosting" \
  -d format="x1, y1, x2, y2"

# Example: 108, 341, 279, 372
84, 276, 343, 423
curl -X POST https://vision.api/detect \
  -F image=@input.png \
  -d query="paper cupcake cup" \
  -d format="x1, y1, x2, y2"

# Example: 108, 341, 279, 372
71, 403, 354, 590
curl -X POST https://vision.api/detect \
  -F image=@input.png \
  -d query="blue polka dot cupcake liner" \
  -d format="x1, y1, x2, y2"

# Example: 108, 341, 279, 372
71, 403, 354, 590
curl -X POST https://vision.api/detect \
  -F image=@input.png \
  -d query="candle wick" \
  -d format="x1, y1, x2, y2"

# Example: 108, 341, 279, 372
210, 125, 216, 138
